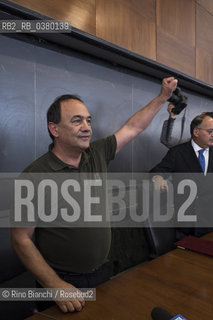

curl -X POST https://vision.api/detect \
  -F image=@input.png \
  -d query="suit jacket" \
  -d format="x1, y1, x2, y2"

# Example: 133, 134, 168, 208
150, 140, 213, 173
150, 140, 213, 237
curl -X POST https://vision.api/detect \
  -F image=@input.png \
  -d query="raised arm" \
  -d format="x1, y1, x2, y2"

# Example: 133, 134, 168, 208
11, 227, 85, 313
114, 77, 177, 153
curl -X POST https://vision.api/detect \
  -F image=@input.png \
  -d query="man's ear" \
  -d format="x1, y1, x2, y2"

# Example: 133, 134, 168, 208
193, 127, 200, 138
48, 122, 59, 138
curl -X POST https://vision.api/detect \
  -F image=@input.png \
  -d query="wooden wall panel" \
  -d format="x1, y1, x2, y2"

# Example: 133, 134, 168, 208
7, 0, 213, 85
10, 0, 96, 34
196, 0, 213, 15
196, 4, 213, 84
96, 0, 156, 60
156, 0, 196, 77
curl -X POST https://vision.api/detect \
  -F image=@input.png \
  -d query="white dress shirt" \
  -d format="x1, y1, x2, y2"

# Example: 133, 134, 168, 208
191, 139, 209, 175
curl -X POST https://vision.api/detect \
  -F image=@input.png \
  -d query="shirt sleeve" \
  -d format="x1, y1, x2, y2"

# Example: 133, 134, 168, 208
160, 118, 176, 148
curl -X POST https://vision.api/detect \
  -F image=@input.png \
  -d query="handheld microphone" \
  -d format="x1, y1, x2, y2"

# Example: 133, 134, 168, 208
151, 307, 188, 320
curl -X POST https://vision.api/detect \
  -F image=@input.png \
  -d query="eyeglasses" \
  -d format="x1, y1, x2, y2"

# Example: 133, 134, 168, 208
197, 128, 213, 135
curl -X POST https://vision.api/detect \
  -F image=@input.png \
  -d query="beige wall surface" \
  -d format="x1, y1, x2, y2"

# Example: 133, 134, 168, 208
10, 0, 213, 85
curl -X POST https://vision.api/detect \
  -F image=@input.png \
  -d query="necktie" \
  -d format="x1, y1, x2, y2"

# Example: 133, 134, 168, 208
198, 149, 205, 173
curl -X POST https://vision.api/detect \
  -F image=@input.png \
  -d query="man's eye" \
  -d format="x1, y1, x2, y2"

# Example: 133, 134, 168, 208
87, 119, 92, 125
72, 119, 81, 125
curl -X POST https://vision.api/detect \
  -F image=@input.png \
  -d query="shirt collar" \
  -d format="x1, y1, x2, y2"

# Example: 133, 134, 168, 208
47, 144, 90, 171
191, 139, 209, 153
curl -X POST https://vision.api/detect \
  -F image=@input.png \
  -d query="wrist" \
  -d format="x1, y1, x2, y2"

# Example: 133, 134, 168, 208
40, 273, 62, 289
157, 93, 167, 105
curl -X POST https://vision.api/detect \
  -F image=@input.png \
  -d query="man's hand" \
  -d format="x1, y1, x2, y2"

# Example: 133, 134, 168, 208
54, 279, 85, 313
152, 175, 168, 192
168, 103, 176, 119
159, 77, 178, 102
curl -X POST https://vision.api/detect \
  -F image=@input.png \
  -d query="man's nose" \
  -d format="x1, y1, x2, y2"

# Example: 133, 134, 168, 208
81, 119, 91, 131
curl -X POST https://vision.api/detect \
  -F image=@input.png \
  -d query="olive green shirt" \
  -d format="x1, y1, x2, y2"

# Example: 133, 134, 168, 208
24, 135, 117, 273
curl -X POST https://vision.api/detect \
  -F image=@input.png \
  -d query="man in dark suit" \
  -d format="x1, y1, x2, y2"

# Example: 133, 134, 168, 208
150, 113, 213, 237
